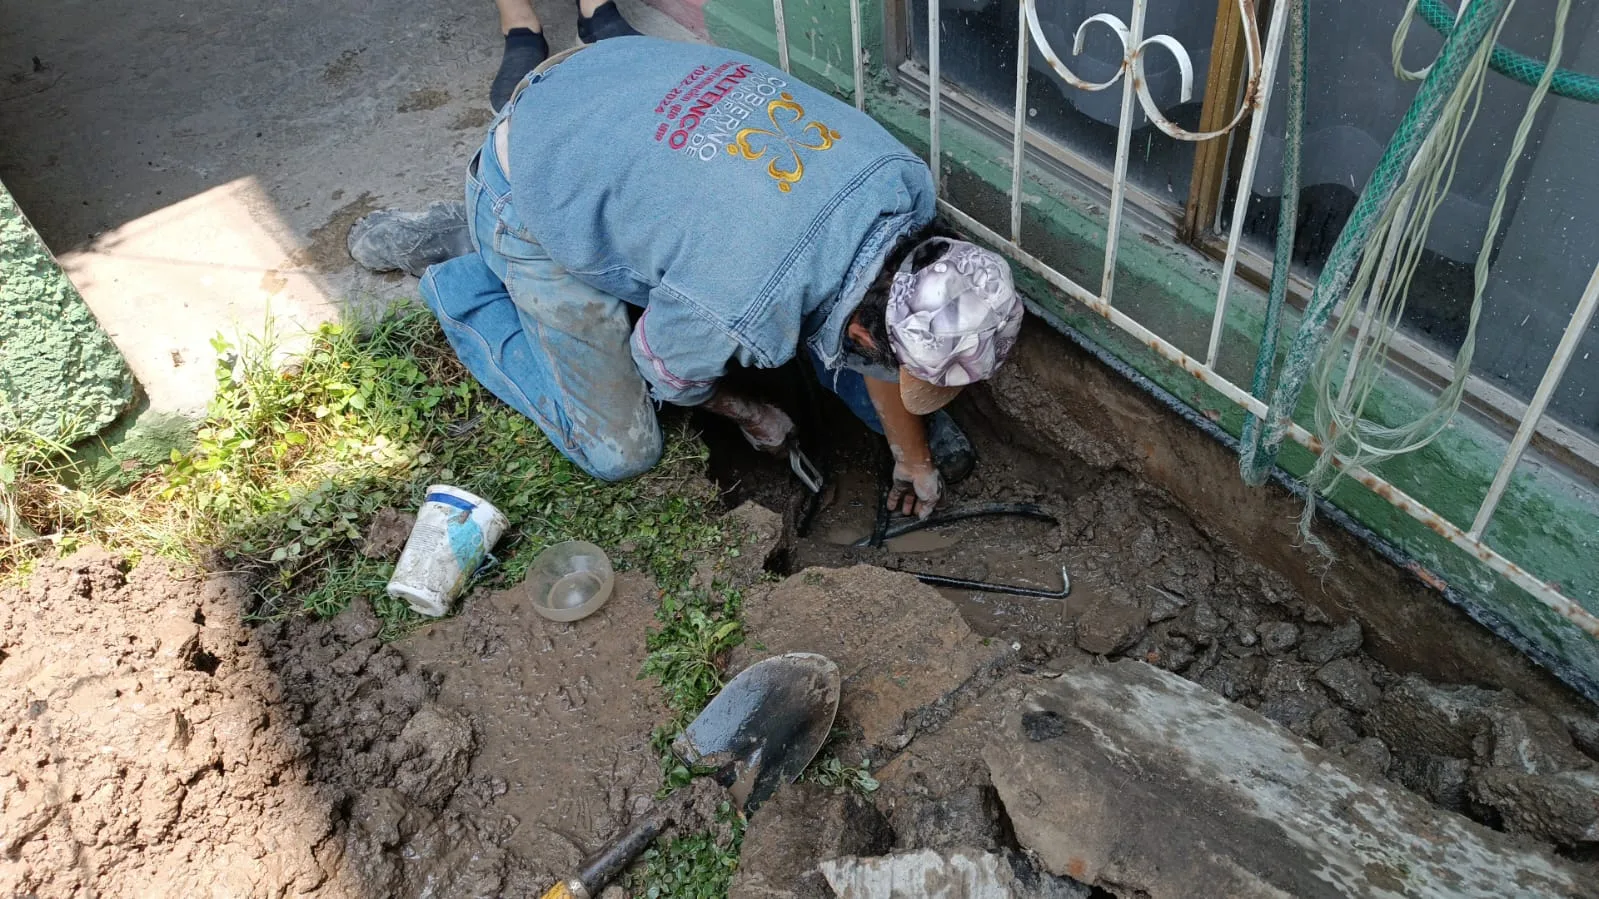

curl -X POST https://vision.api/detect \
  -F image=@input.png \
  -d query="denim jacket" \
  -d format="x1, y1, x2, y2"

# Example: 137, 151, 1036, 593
503, 37, 934, 405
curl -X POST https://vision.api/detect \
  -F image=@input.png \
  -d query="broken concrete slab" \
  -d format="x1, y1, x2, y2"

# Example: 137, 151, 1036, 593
729, 782, 893, 899
734, 566, 1009, 751
983, 660, 1596, 899
820, 850, 1015, 899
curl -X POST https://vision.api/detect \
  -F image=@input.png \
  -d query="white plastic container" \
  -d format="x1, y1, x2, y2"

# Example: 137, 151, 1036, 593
386, 485, 509, 617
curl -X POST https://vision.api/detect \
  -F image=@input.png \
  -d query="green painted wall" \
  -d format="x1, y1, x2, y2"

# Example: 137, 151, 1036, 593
705, 0, 1599, 691
1, 181, 133, 444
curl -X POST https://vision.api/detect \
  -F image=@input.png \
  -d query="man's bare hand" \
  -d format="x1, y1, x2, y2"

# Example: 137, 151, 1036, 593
888, 457, 943, 519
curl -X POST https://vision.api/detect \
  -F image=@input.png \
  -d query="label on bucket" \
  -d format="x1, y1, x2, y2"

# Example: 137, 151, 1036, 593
387, 486, 509, 617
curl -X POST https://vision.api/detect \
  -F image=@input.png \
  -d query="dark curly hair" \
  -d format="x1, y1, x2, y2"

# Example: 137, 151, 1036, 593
848, 220, 960, 369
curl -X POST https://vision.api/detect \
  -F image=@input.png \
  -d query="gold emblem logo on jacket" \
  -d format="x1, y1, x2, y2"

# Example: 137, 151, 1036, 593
729, 92, 841, 192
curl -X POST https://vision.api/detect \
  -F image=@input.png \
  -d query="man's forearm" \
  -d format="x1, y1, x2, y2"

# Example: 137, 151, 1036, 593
862, 376, 931, 467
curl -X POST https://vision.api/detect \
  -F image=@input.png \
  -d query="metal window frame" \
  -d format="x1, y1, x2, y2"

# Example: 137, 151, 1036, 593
768, 0, 1599, 634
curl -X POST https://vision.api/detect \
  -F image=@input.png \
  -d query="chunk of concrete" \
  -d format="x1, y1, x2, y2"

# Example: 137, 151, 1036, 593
1314, 658, 1379, 711
819, 850, 1015, 899
1476, 704, 1592, 775
729, 782, 893, 899
983, 660, 1595, 899
1073, 590, 1149, 656
1470, 768, 1599, 845
1365, 676, 1500, 758
1298, 620, 1363, 666
1390, 754, 1471, 812
819, 850, 1093, 899
734, 566, 1007, 751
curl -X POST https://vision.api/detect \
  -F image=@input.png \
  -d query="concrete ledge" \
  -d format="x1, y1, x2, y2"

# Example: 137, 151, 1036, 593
0, 181, 132, 442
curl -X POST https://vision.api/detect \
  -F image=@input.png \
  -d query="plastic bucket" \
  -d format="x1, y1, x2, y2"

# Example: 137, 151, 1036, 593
386, 485, 509, 617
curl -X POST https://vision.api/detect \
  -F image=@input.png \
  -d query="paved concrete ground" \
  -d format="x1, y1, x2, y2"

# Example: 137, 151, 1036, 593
0, 0, 694, 417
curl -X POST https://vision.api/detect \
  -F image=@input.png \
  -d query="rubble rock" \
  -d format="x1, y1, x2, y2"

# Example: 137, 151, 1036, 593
1074, 590, 1150, 656
1256, 621, 1300, 655
1194, 655, 1263, 702
1391, 754, 1471, 813
1560, 713, 1599, 763
891, 784, 1006, 853
1315, 658, 1380, 712
1470, 768, 1599, 846
1174, 600, 1228, 645
1299, 620, 1363, 666
1475, 704, 1592, 775
1259, 659, 1316, 695
1310, 708, 1361, 750
735, 566, 1007, 750
1258, 689, 1331, 737
983, 661, 1594, 898
730, 782, 894, 899
1339, 737, 1393, 780
704, 501, 786, 588
1366, 676, 1500, 758
1147, 591, 1186, 624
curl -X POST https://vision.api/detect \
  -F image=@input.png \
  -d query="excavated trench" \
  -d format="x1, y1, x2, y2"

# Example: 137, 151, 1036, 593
701, 356, 1599, 868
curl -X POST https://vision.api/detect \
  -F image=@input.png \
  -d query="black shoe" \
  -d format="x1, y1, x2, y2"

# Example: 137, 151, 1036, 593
491, 28, 549, 112
577, 1, 642, 43
929, 410, 976, 485
347, 203, 473, 277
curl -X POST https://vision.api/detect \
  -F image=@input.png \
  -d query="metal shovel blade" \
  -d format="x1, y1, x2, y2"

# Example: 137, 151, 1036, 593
672, 652, 841, 816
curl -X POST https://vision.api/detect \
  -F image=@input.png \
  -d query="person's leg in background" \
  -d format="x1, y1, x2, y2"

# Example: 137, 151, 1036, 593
575, 0, 641, 44
491, 0, 641, 111
491, 0, 549, 112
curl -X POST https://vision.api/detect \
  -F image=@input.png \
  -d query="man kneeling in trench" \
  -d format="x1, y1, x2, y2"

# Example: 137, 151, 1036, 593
349, 36, 1023, 518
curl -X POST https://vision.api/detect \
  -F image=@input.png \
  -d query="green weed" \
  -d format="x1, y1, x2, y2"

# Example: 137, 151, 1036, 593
805, 756, 880, 796
628, 803, 746, 899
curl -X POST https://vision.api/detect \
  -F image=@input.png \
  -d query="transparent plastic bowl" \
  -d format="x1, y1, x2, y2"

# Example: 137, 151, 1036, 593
524, 540, 614, 622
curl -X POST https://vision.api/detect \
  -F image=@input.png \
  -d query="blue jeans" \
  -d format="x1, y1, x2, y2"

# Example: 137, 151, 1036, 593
420, 116, 883, 479
420, 125, 663, 482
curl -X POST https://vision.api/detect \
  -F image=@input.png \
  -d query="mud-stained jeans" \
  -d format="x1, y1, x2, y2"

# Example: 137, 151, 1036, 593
419, 121, 662, 482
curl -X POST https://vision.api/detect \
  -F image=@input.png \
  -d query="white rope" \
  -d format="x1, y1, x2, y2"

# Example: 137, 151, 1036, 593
1299, 0, 1570, 543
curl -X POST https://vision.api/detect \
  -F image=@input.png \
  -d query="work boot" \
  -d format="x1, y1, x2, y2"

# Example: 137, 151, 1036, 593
347, 203, 474, 277
577, 1, 642, 43
929, 410, 976, 485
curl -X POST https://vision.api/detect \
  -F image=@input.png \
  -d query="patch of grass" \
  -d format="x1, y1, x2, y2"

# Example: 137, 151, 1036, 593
1, 307, 728, 637
628, 803, 746, 899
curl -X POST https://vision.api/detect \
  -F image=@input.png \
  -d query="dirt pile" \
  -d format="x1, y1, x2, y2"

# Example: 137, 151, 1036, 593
1, 496, 774, 898
0, 549, 347, 897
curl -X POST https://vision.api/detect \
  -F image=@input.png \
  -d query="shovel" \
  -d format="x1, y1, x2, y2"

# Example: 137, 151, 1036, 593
540, 652, 842, 899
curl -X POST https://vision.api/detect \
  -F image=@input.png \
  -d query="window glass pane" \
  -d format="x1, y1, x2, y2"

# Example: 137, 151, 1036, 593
909, 0, 1218, 201
1232, 0, 1599, 441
